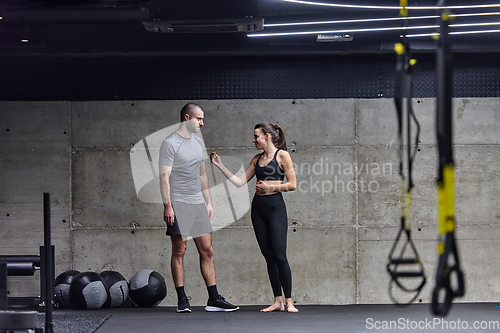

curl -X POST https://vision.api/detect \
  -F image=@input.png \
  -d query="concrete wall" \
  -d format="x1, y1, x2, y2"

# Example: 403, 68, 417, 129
1, 98, 499, 306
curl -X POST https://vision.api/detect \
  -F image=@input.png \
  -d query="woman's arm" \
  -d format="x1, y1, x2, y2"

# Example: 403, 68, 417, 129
210, 152, 258, 188
279, 150, 297, 191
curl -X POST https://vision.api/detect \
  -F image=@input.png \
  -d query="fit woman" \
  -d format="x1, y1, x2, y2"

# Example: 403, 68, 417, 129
210, 123, 298, 313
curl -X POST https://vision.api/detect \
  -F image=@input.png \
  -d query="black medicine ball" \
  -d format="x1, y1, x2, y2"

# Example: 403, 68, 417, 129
101, 270, 130, 308
129, 269, 167, 307
54, 270, 80, 308
69, 271, 108, 309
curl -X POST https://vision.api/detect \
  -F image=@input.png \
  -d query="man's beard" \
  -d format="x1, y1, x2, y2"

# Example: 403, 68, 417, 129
187, 121, 199, 133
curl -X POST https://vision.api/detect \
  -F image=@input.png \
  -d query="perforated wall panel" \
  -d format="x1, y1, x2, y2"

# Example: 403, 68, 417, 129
0, 53, 498, 101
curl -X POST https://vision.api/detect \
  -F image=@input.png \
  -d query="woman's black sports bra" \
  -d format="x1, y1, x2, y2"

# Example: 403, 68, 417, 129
255, 150, 285, 181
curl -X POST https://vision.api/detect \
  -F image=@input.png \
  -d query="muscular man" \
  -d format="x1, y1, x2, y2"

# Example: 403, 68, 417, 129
159, 103, 238, 313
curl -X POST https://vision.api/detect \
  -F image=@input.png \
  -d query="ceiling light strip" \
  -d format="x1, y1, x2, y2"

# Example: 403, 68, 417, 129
248, 25, 438, 37
451, 29, 500, 34
405, 29, 500, 37
451, 21, 500, 28
249, 21, 500, 37
265, 15, 438, 27
452, 11, 500, 18
282, 0, 500, 10
265, 12, 500, 28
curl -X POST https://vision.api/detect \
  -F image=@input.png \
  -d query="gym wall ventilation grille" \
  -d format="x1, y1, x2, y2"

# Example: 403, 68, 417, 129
0, 54, 498, 101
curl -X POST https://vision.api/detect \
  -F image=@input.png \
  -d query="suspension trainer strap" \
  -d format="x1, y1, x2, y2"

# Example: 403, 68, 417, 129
431, 11, 465, 316
386, 0, 425, 305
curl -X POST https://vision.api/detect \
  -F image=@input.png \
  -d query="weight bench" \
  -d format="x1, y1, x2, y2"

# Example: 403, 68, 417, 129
0, 193, 55, 333
0, 252, 53, 310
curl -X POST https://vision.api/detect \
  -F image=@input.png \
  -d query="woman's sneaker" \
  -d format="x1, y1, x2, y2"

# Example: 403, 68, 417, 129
177, 296, 192, 313
205, 295, 239, 312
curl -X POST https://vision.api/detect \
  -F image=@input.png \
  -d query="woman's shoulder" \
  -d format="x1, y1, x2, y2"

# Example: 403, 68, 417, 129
250, 153, 262, 165
276, 149, 293, 167
277, 149, 291, 159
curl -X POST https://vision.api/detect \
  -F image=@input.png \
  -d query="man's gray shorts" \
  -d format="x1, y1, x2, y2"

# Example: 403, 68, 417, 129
166, 202, 213, 239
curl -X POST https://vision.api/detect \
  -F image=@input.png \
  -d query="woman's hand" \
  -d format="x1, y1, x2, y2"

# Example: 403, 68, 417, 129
255, 180, 270, 195
210, 152, 223, 168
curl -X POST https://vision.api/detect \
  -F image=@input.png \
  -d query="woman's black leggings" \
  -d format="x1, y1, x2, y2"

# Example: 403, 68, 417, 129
251, 193, 292, 298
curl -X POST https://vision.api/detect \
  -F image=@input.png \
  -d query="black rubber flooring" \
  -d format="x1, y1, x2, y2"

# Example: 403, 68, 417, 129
56, 302, 500, 333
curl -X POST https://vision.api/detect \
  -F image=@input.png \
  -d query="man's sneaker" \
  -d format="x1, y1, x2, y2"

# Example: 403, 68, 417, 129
205, 295, 239, 312
177, 296, 192, 313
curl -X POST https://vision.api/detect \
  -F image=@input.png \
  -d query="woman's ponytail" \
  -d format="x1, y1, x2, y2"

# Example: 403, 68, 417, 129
274, 125, 287, 151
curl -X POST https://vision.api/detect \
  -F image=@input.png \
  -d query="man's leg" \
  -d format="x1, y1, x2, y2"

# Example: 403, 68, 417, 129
193, 233, 238, 312
193, 233, 216, 287
171, 234, 187, 286
171, 234, 191, 313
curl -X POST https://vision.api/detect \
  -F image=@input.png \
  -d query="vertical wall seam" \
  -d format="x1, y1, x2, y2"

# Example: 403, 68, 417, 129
68, 101, 74, 270
354, 99, 360, 304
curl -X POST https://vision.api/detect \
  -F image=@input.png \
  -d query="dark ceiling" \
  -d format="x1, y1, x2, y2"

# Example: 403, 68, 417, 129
1, 0, 500, 56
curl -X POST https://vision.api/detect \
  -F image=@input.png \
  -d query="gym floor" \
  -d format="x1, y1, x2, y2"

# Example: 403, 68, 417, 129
58, 302, 500, 332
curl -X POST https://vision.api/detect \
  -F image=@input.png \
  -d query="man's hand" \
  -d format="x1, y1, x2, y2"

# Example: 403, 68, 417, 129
206, 203, 214, 220
163, 205, 175, 226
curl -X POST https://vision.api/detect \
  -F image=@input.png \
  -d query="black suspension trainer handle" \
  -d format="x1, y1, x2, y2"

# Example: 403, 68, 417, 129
431, 12, 465, 317
432, 233, 464, 315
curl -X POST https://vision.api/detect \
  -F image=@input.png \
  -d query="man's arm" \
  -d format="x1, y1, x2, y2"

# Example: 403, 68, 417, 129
160, 165, 175, 225
199, 161, 214, 220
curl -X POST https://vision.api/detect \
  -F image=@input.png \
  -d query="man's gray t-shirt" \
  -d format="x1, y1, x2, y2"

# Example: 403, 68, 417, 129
159, 131, 205, 205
